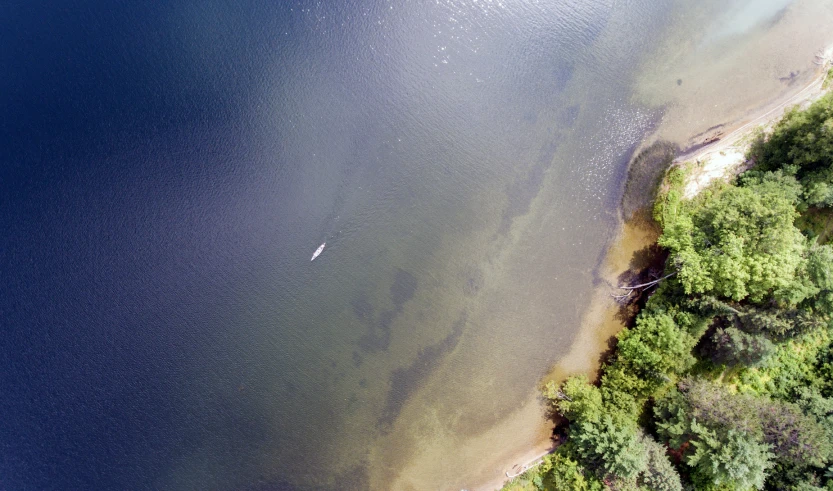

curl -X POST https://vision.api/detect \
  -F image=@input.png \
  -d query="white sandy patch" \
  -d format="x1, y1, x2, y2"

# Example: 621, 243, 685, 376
683, 149, 748, 198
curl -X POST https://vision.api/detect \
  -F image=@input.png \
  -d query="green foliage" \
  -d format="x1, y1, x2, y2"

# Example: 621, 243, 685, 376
805, 244, 833, 315
749, 92, 833, 210
817, 343, 833, 398
797, 386, 833, 430
709, 326, 775, 367
572, 415, 648, 480
599, 364, 654, 415
765, 461, 830, 491
687, 294, 741, 318
654, 165, 688, 227
617, 312, 695, 377
803, 167, 833, 207
735, 328, 832, 398
760, 399, 832, 468
654, 388, 694, 450
654, 378, 832, 475
642, 435, 683, 491
737, 307, 811, 340
550, 375, 604, 424
752, 92, 833, 176
536, 453, 604, 491
687, 429, 773, 490
659, 174, 806, 302
796, 207, 833, 245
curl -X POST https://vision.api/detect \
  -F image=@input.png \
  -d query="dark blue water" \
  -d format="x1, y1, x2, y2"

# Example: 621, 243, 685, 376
1, 3, 289, 488
1, 0, 792, 489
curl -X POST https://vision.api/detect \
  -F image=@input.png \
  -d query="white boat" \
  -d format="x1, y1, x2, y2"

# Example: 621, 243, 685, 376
311, 242, 326, 261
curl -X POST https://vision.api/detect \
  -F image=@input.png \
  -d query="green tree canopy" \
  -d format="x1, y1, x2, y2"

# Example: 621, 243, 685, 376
537, 453, 604, 491
751, 92, 833, 203
548, 375, 604, 424
805, 244, 833, 315
659, 173, 806, 302
641, 434, 683, 491
688, 428, 773, 491
572, 415, 649, 480
709, 326, 775, 367
754, 95, 833, 172
616, 312, 695, 377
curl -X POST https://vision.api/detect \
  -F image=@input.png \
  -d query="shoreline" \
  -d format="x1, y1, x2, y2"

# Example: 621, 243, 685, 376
677, 44, 832, 198
477, 44, 833, 491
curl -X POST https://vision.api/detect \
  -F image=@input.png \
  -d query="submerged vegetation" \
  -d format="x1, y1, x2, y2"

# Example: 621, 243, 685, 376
506, 92, 833, 490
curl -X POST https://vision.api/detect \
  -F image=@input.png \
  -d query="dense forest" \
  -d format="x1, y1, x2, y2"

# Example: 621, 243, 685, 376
505, 91, 833, 491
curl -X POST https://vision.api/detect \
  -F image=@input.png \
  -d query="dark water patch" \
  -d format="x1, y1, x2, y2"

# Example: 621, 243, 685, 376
379, 310, 396, 331
352, 350, 363, 367
357, 270, 418, 353
551, 60, 576, 93
560, 105, 581, 128
380, 309, 397, 329
285, 380, 299, 396
357, 320, 389, 353
390, 269, 417, 310
779, 70, 800, 85
621, 141, 678, 221
351, 294, 374, 321
377, 312, 467, 432
346, 393, 360, 414
498, 141, 559, 234
460, 265, 485, 297
357, 309, 396, 353
538, 141, 559, 168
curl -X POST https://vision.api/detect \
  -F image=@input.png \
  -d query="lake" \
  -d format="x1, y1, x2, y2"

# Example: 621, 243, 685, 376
2, 0, 830, 489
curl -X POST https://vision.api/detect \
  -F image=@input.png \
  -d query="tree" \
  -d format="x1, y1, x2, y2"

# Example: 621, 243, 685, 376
641, 434, 683, 491
659, 174, 806, 302
738, 308, 803, 339
759, 399, 832, 468
750, 92, 833, 172
661, 379, 831, 470
803, 166, 833, 207
538, 453, 604, 491
617, 312, 695, 377
687, 428, 773, 490
600, 364, 654, 415
805, 244, 833, 315
572, 415, 649, 480
748, 92, 833, 212
654, 387, 694, 450
549, 375, 604, 424
709, 326, 775, 367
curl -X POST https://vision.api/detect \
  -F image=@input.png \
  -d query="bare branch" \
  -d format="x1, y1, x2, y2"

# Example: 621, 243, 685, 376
618, 272, 677, 291
611, 290, 634, 302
